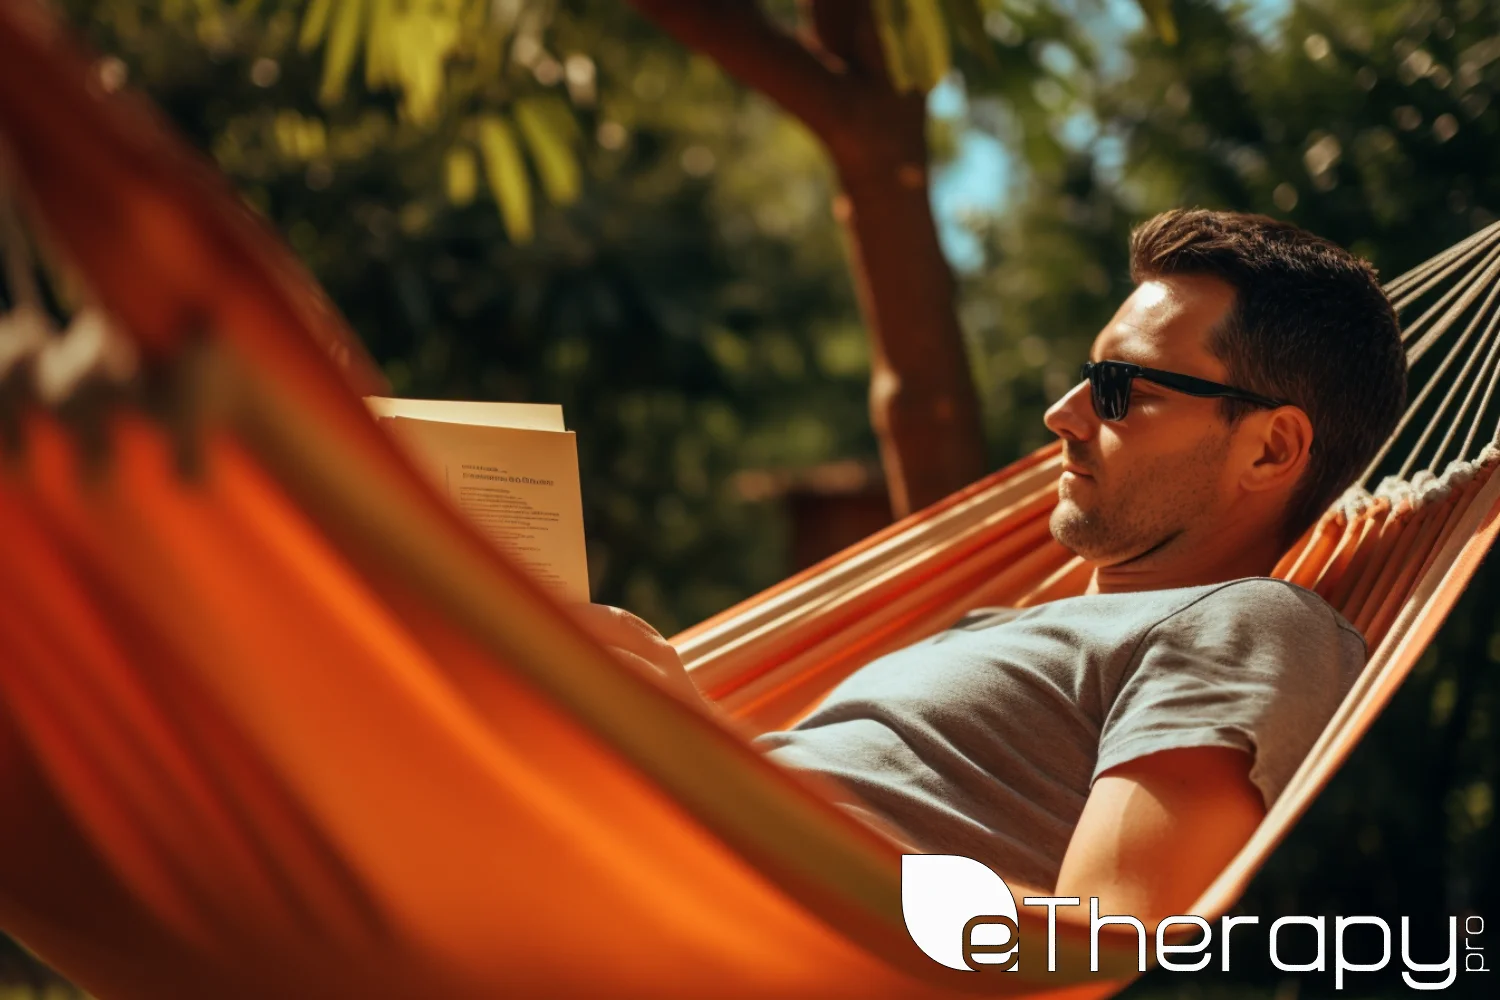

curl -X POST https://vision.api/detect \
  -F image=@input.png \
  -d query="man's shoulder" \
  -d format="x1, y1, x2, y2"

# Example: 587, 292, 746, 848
1126, 577, 1369, 684
952, 577, 1365, 670
1150, 577, 1363, 643
1024, 577, 1353, 635
1027, 577, 1366, 670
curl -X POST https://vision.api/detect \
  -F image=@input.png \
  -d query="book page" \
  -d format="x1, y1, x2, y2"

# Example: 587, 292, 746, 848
378, 415, 590, 603
365, 396, 565, 432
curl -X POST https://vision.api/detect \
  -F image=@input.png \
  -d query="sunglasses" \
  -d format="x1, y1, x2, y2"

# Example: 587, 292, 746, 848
1078, 360, 1293, 422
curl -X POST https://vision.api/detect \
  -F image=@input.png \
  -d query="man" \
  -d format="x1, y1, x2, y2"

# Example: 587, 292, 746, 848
579, 209, 1407, 922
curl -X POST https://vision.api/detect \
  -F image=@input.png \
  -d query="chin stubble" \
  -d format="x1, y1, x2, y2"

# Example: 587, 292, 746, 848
1049, 434, 1228, 564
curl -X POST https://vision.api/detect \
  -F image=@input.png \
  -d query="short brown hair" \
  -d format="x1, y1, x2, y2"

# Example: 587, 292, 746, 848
1129, 209, 1407, 545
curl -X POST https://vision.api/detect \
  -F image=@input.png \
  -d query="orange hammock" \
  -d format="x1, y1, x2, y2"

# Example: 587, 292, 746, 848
1, 4, 1499, 999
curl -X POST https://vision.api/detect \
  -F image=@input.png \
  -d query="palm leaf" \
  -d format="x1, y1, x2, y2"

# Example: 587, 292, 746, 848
476, 114, 534, 243
318, 0, 368, 104
514, 97, 582, 204
872, 0, 914, 91
1137, 0, 1179, 45
905, 0, 953, 90
298, 0, 337, 52
941, 0, 998, 69
445, 146, 479, 206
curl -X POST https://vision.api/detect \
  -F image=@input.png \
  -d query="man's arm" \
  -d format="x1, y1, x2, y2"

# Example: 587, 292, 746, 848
1054, 745, 1265, 924
573, 603, 1266, 922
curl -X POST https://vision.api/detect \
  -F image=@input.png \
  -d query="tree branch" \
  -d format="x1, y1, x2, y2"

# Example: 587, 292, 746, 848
624, 1, 851, 137
625, 1, 986, 512
802, 0, 892, 84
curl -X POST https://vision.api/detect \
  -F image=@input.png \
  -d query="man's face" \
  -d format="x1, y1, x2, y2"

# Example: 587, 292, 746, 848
1044, 273, 1242, 565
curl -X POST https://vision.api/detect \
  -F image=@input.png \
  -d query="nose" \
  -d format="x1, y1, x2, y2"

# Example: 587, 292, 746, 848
1044, 378, 1097, 444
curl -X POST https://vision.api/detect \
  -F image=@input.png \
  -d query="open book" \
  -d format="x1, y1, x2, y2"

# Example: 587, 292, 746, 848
366, 397, 590, 603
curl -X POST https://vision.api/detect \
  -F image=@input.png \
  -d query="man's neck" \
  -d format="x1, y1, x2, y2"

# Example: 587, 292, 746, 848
1085, 532, 1282, 595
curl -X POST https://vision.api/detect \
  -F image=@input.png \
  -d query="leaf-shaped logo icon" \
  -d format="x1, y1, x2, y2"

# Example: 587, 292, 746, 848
901, 854, 1020, 971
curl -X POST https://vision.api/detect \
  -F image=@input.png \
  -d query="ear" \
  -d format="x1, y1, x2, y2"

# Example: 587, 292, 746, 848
1239, 406, 1314, 494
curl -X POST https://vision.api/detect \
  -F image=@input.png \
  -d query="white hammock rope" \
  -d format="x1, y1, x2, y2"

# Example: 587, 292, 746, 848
1398, 237, 1500, 362
1386, 216, 1500, 309
0, 185, 138, 420
1358, 223, 1500, 486
1397, 257, 1500, 479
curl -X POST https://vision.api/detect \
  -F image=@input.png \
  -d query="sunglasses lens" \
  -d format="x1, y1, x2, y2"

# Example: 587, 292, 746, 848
1087, 362, 1132, 421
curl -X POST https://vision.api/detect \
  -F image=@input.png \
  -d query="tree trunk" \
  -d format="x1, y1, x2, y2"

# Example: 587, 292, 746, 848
622, 0, 987, 517
827, 93, 986, 515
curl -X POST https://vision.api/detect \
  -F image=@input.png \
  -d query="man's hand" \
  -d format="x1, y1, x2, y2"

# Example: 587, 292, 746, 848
570, 604, 706, 706
1055, 745, 1265, 925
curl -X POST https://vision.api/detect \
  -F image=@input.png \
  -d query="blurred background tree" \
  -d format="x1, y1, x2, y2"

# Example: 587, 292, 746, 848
4, 0, 1497, 996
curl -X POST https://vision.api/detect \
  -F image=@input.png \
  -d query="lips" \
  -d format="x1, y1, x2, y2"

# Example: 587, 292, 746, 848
1061, 459, 1093, 479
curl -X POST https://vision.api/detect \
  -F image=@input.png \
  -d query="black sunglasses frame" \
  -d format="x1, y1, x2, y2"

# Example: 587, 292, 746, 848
1078, 360, 1293, 422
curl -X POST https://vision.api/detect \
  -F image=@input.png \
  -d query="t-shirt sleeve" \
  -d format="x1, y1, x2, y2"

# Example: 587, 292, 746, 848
1093, 580, 1367, 808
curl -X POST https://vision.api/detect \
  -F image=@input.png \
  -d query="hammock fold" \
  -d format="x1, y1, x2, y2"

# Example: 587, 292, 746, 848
1, 2, 1499, 998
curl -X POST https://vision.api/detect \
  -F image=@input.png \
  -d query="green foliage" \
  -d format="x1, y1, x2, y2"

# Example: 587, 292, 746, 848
871, 0, 1170, 90
874, 0, 954, 91
297, 0, 584, 240
275, 0, 1122, 235
514, 95, 583, 202
475, 112, 533, 239
1104, 0, 1500, 261
1136, 0, 1179, 45
298, 0, 474, 118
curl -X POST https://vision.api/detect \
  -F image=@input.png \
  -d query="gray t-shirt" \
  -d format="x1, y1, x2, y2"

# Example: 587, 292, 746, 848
752, 577, 1366, 890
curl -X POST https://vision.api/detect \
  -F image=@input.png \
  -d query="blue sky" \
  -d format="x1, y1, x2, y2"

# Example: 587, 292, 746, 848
929, 0, 1294, 270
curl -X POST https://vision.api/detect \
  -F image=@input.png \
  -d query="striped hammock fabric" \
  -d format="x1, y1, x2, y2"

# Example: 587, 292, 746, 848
0, 3, 1498, 998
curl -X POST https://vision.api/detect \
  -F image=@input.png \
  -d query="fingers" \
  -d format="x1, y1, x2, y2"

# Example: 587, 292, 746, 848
565, 604, 712, 712
570, 603, 681, 672
608, 645, 704, 705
